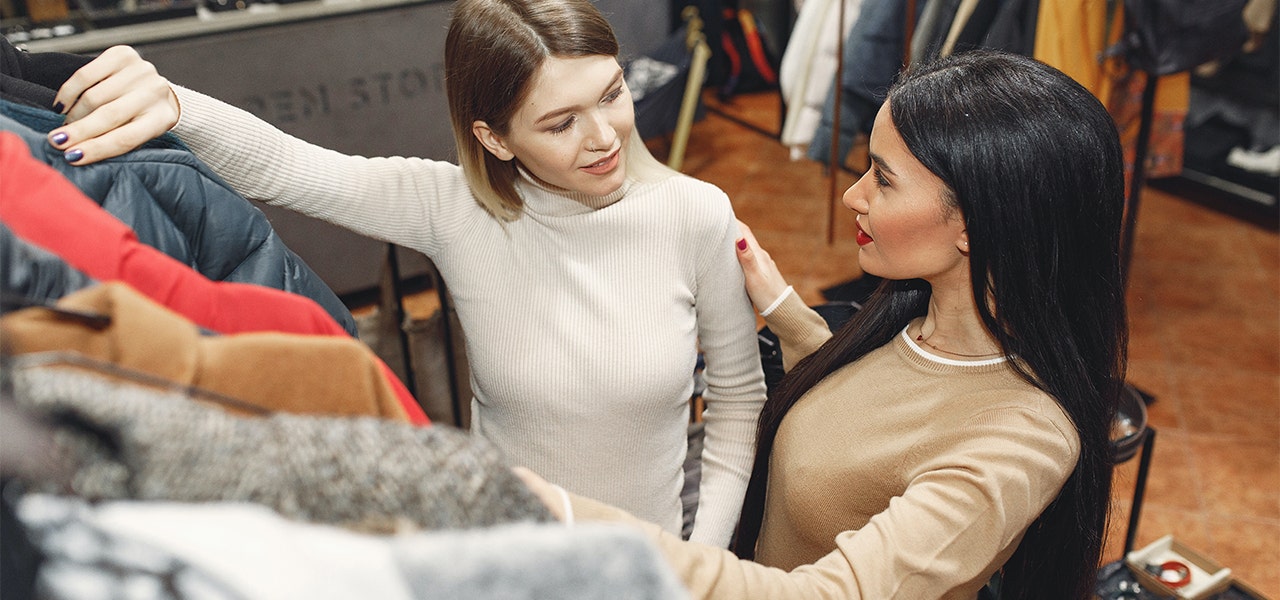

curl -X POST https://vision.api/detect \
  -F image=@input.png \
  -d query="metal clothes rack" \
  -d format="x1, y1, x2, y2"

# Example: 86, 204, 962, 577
1116, 55, 1162, 562
385, 244, 465, 427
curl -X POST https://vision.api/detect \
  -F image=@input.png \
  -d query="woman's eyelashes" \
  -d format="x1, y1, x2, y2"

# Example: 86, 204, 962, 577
549, 116, 576, 135
547, 87, 624, 135
873, 167, 890, 188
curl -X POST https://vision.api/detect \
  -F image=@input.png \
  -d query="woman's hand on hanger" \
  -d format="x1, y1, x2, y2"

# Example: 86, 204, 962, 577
47, 45, 180, 166
735, 219, 792, 315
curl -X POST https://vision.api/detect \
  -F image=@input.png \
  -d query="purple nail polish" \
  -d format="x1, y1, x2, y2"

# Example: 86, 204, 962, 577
63, 148, 84, 163
52, 101, 64, 114
51, 131, 69, 145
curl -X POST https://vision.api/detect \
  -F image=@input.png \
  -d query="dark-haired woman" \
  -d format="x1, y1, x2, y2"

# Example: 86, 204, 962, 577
518, 49, 1127, 600
41, 0, 765, 547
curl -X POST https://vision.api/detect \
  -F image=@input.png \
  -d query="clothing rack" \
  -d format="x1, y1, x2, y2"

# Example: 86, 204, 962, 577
1120, 72, 1159, 288
385, 244, 418, 401
824, 0, 849, 246
385, 243, 466, 427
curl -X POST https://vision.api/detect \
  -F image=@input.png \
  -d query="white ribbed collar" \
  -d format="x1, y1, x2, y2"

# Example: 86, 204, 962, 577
899, 326, 1008, 367
516, 167, 634, 217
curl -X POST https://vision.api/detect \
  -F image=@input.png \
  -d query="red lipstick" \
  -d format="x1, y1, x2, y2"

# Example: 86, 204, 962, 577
855, 221, 873, 246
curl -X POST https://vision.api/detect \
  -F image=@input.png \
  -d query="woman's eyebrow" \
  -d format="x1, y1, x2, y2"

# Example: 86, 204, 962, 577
869, 152, 897, 176
533, 68, 625, 125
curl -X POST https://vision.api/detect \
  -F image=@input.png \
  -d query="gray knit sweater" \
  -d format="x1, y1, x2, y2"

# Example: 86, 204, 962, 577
11, 364, 551, 533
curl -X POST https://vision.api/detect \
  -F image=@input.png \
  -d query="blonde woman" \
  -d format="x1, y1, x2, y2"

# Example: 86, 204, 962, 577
47, 0, 765, 547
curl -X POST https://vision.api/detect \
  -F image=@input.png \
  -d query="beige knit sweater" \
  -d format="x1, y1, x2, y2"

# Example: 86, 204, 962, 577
572, 291, 1080, 598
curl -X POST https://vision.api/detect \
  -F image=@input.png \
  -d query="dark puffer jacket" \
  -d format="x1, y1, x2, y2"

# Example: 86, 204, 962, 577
0, 109, 356, 335
1, 220, 97, 304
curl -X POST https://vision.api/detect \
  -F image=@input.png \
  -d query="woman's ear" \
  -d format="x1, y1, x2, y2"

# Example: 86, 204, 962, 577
957, 229, 970, 254
472, 121, 515, 161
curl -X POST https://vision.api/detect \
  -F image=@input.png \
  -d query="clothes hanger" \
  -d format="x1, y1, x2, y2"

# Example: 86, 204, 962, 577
0, 290, 111, 330
6, 351, 272, 416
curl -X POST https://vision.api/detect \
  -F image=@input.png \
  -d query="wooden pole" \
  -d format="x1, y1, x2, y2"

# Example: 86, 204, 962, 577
826, 0, 847, 246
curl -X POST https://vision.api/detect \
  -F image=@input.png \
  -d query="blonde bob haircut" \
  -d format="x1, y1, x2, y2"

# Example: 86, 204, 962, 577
445, 0, 674, 220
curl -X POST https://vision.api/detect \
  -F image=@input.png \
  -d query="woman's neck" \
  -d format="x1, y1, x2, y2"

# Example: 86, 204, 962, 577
913, 285, 1001, 359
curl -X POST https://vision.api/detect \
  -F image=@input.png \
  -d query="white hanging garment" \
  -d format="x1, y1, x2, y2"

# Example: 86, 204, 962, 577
779, 0, 864, 157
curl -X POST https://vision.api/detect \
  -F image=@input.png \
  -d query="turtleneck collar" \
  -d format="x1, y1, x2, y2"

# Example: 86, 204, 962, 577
516, 167, 634, 217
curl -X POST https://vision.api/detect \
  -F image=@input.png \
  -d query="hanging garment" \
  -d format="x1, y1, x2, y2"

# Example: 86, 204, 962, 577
1033, 0, 1116, 95
940, 0, 1005, 57
1186, 2, 1279, 182
16, 494, 683, 600
778, 0, 863, 155
0, 37, 90, 111
1104, 69, 1192, 184
981, 0, 1040, 55
1, 222, 97, 306
1108, 0, 1249, 77
393, 521, 690, 600
1, 282, 416, 423
0, 129, 346, 338
0, 130, 427, 424
1, 65, 64, 112
8, 364, 550, 533
936, 0, 972, 56
1035, 0, 1189, 182
1244, 0, 1279, 49
910, 0, 958, 63
0, 109, 357, 336
808, 0, 925, 166
0, 484, 39, 600
16, 494, 249, 600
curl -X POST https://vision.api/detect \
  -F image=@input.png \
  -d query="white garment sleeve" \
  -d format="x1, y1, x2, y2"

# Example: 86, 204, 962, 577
687, 205, 768, 547
169, 85, 478, 257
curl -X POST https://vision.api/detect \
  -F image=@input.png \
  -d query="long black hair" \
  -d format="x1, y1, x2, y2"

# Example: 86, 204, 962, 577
733, 50, 1128, 600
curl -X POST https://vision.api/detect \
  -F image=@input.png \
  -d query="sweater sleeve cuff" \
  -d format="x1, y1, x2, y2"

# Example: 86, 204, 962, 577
552, 484, 575, 526
570, 491, 669, 532
762, 292, 831, 368
759, 285, 794, 317
762, 291, 819, 340
170, 84, 194, 135
166, 83, 183, 133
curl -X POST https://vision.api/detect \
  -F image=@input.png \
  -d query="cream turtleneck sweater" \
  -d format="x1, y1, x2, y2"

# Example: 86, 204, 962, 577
168, 86, 767, 546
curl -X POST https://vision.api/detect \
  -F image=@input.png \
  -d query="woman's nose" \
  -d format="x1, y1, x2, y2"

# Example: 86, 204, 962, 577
584, 110, 616, 151
842, 173, 871, 213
